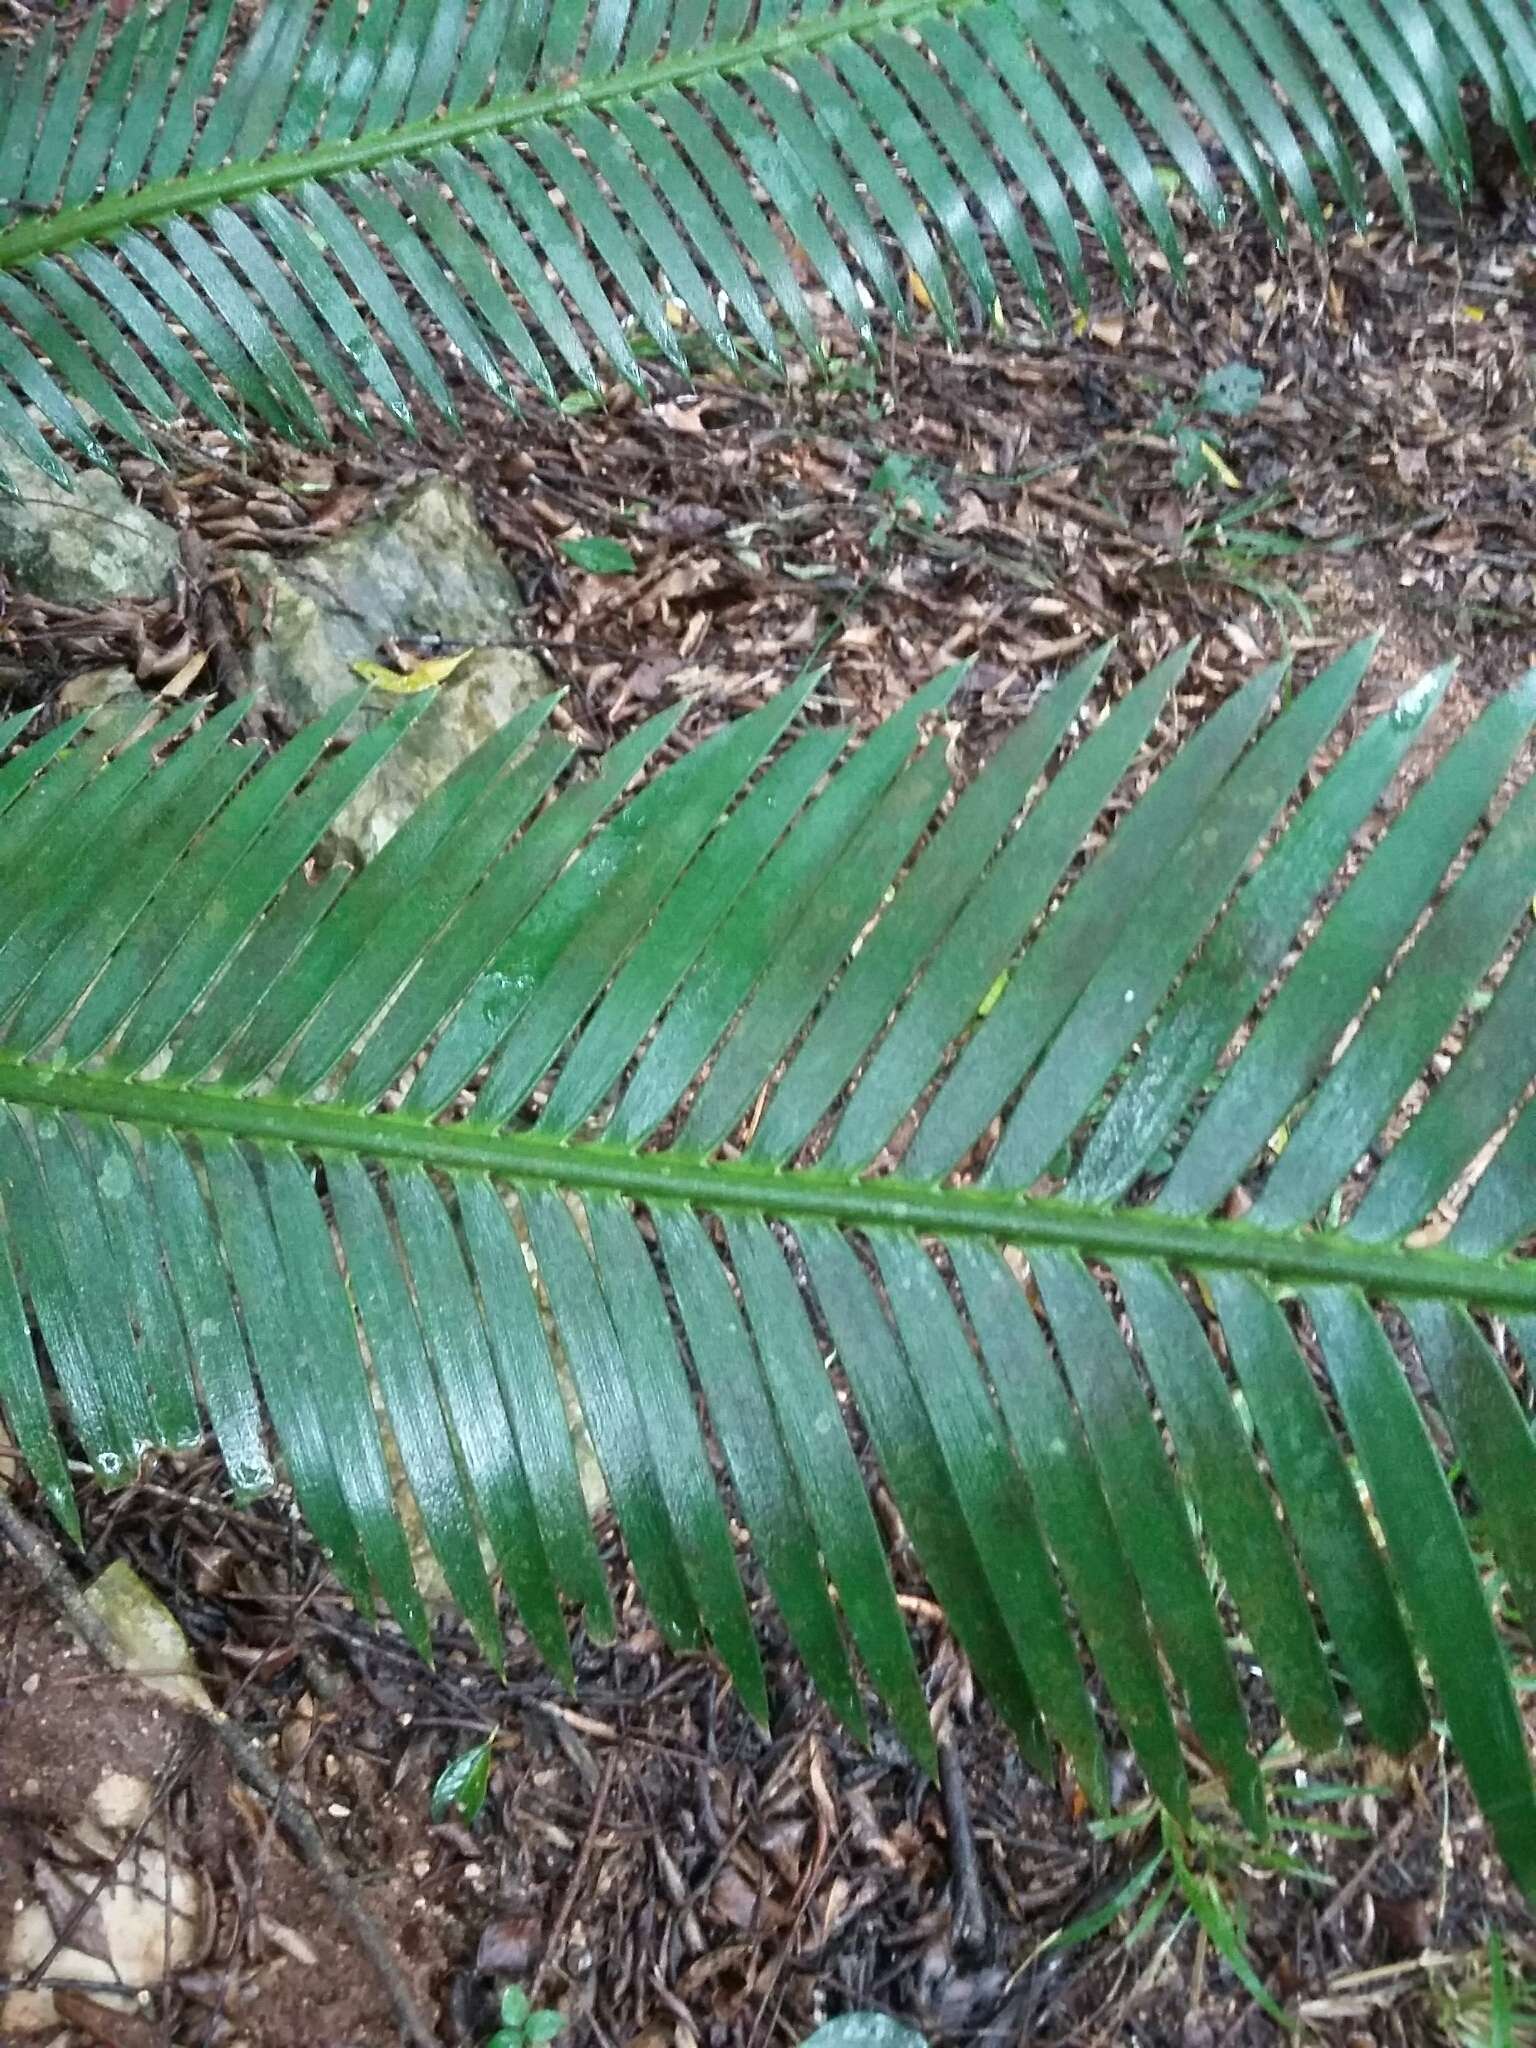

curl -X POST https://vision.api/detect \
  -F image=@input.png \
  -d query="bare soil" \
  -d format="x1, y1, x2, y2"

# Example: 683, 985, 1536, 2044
4, 1437, 1535, 2048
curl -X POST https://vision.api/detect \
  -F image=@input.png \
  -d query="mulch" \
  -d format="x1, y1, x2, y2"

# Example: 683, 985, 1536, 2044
6, 1434, 1533, 2048
4, 160, 1534, 750
1, 108, 1535, 2048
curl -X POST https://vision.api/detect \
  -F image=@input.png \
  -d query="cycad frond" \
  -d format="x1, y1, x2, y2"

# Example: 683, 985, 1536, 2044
0, 0, 1532, 482
2, 645, 1536, 1886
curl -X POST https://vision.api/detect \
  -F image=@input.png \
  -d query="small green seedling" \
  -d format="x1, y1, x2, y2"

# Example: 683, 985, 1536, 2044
431, 1738, 495, 1824
559, 534, 637, 574
489, 1985, 566, 2048
1156, 361, 1265, 494
1434, 1927, 1536, 2047
866, 452, 947, 546
1034, 1775, 1379, 2033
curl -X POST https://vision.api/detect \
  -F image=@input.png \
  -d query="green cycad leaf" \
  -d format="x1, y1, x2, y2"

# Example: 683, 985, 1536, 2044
1, 0, 1533, 480
3, 643, 1536, 1895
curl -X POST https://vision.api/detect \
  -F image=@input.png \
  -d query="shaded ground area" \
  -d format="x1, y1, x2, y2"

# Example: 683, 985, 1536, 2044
2, 144, 1536, 2048
5, 1436, 1536, 2048
3, 161, 1535, 744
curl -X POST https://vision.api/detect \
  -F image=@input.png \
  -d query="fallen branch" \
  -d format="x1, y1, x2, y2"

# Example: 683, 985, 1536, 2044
937, 1730, 991, 1961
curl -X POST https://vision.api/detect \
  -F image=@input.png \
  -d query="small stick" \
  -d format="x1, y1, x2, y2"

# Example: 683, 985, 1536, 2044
532, 1752, 618, 2005
937, 1731, 990, 1961
0, 1487, 441, 2048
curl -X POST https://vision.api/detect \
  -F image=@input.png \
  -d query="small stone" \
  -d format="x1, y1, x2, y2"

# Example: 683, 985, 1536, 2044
56, 666, 146, 721
83, 1559, 213, 1716
241, 474, 548, 866
90, 1772, 153, 1832
476, 1912, 543, 1976
0, 469, 180, 604
321, 646, 550, 867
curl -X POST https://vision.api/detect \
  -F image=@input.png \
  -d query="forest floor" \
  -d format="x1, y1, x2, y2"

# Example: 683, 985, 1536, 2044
2, 126, 1536, 2048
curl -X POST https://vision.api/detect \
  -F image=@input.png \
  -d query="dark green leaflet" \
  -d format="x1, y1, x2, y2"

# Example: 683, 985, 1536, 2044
0, 642, 1533, 1890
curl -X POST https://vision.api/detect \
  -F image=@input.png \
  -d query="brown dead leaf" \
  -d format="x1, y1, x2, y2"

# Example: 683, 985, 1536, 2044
1393, 444, 1430, 484
655, 400, 708, 436
709, 1865, 779, 1933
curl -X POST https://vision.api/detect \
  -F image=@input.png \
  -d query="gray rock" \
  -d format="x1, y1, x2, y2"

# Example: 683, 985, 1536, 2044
245, 474, 526, 735
243, 474, 547, 864
56, 665, 145, 719
321, 646, 550, 866
0, 469, 180, 604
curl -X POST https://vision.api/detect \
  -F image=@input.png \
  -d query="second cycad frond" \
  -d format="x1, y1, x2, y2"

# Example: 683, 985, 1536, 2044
2, 644, 1536, 1887
0, 0, 1533, 482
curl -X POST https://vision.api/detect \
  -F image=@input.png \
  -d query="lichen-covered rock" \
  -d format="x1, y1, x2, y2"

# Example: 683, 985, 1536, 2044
314, 646, 551, 866
244, 473, 526, 735
83, 1558, 213, 1716
55, 665, 145, 719
0, 469, 180, 603
242, 475, 547, 864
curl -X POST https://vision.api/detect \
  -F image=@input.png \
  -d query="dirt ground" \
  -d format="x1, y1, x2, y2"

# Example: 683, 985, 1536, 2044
2, 77, 1536, 2048
4, 1435, 1535, 2048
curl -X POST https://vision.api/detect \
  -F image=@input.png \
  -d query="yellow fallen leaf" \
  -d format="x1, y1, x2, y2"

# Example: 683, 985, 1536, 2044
977, 970, 1009, 1018
160, 647, 209, 700
1406, 1218, 1453, 1249
1201, 440, 1243, 490
1461, 304, 1486, 322
353, 650, 473, 693
909, 268, 934, 312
